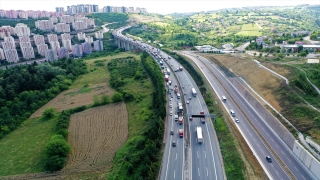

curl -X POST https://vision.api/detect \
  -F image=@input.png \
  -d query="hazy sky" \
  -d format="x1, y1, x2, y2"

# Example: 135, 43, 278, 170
0, 0, 319, 14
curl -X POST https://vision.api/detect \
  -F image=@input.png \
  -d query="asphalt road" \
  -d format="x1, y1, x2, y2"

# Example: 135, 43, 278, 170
114, 27, 226, 180
182, 51, 314, 180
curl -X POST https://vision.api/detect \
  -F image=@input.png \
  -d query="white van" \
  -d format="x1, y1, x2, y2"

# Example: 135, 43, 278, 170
230, 109, 235, 117
174, 115, 178, 121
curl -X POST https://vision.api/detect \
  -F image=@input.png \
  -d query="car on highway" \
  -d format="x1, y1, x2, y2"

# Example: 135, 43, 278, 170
230, 109, 235, 117
189, 97, 192, 100
172, 141, 176, 147
170, 98, 172, 101
170, 130, 174, 135
235, 119, 240, 123
170, 111, 173, 116
189, 117, 193, 121
169, 104, 172, 108
266, 156, 272, 162
186, 101, 189, 104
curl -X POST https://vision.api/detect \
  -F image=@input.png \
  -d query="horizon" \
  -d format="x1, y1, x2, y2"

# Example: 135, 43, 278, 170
0, 0, 319, 15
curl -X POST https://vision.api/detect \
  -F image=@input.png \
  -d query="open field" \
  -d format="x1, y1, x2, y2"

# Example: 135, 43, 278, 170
130, 14, 162, 23
0, 117, 57, 176
65, 103, 128, 173
30, 83, 114, 119
153, 22, 170, 27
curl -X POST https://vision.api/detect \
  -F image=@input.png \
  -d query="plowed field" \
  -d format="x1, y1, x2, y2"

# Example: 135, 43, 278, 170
65, 102, 128, 173
30, 83, 114, 119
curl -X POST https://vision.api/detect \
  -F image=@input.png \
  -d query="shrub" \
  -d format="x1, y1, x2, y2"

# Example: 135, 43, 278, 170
42, 108, 56, 119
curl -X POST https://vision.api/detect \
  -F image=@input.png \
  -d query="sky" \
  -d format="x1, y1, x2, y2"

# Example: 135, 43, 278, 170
0, 0, 319, 14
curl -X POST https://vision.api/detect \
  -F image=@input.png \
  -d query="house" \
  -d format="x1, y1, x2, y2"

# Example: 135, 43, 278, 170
281, 44, 320, 53
295, 41, 304, 46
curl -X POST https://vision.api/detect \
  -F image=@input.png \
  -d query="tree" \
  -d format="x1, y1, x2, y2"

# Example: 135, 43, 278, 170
45, 135, 70, 157
259, 53, 262, 58
253, 52, 256, 57
298, 46, 303, 53
112, 92, 123, 102
43, 108, 56, 119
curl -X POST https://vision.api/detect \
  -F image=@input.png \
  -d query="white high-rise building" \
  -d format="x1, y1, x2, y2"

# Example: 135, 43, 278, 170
4, 49, 19, 63
15, 23, 30, 37
49, 41, 60, 54
33, 35, 45, 45
61, 33, 71, 40
45, 49, 57, 61
54, 23, 70, 33
35, 20, 53, 31
95, 31, 103, 39
93, 40, 103, 51
21, 46, 35, 60
50, 17, 58, 23
19, 36, 31, 43
3, 36, 16, 49
57, 47, 69, 59
47, 34, 58, 42
85, 36, 93, 44
0, 48, 5, 60
60, 15, 74, 24
72, 44, 83, 57
62, 39, 72, 51
81, 42, 92, 55
36, 44, 48, 57
77, 32, 85, 40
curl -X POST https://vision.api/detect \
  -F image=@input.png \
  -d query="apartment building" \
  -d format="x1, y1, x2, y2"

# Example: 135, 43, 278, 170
21, 45, 35, 60
54, 23, 70, 33
35, 20, 53, 31
50, 17, 58, 24
67, 4, 99, 14
93, 40, 103, 51
60, 15, 74, 24
77, 32, 85, 40
72, 44, 83, 57
36, 44, 48, 57
62, 39, 72, 51
0, 48, 5, 60
3, 36, 16, 49
18, 11, 28, 19
57, 47, 69, 59
45, 49, 57, 61
33, 35, 45, 45
3, 49, 19, 63
102, 6, 146, 13
85, 36, 93, 44
19, 36, 31, 43
47, 34, 58, 42
56, 7, 64, 13
81, 42, 92, 55
72, 21, 87, 31
61, 33, 71, 40
49, 41, 60, 54
95, 31, 103, 39
0, 26, 15, 38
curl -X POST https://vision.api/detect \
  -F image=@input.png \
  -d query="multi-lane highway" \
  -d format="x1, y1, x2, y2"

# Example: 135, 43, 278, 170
182, 51, 314, 180
113, 26, 226, 180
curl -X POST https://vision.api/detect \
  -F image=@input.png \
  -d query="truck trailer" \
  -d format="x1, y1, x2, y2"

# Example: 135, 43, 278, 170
196, 126, 203, 143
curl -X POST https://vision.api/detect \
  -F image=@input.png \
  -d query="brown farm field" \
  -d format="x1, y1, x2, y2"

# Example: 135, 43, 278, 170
65, 103, 128, 174
30, 83, 114, 119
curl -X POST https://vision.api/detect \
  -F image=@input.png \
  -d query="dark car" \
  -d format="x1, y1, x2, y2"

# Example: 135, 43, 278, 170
172, 141, 176, 147
266, 156, 272, 162
170, 130, 174, 135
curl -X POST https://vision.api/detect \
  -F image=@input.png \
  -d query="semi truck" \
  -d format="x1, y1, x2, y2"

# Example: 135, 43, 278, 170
191, 88, 197, 97
196, 126, 203, 143
179, 129, 184, 137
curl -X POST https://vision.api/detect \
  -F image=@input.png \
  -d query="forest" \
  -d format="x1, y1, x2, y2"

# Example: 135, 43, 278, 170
86, 13, 129, 26
0, 59, 87, 139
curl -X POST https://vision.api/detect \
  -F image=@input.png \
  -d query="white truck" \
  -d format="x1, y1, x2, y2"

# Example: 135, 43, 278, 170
191, 88, 197, 97
196, 126, 203, 143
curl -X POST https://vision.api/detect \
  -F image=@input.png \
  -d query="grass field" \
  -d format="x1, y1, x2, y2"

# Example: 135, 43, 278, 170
236, 24, 262, 36
0, 116, 57, 176
153, 22, 170, 27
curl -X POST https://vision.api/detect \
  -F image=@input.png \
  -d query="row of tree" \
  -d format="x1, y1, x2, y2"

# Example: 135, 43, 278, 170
86, 13, 129, 26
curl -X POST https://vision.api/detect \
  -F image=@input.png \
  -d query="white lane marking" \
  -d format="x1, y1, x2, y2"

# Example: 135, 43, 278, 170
287, 158, 291, 163
281, 151, 285, 155
276, 170, 279, 175
294, 166, 298, 171
174, 170, 176, 179
206, 167, 208, 176
301, 175, 307, 180
197, 151, 199, 158
198, 168, 200, 176
204, 151, 206, 158
175, 153, 177, 160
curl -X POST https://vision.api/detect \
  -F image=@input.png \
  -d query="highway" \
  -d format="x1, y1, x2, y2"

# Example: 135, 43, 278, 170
113, 26, 226, 180
182, 51, 314, 180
